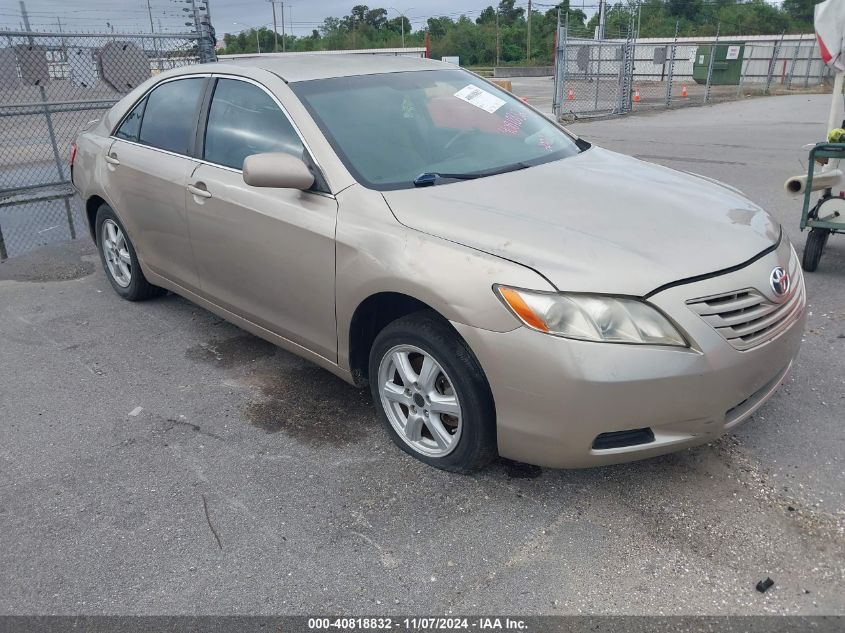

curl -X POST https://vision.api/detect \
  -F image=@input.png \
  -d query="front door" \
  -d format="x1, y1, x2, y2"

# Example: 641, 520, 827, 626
186, 78, 338, 361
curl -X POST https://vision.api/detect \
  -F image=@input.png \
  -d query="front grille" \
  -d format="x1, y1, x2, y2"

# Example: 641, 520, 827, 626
686, 260, 805, 351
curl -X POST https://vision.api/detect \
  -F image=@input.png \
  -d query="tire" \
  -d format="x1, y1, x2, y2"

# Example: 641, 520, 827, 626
802, 228, 830, 272
368, 311, 497, 473
95, 204, 165, 301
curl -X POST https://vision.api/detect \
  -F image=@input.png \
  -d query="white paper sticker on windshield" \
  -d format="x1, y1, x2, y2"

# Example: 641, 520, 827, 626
453, 84, 506, 113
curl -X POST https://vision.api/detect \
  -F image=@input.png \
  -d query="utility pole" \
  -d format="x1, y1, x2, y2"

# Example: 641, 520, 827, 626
280, 1, 286, 52
268, 0, 278, 52
388, 8, 410, 48
597, 0, 606, 40
636, 0, 642, 39
495, 9, 500, 66
146, 0, 160, 59
56, 16, 67, 64
146, 0, 155, 36
190, 0, 213, 61
526, 0, 532, 61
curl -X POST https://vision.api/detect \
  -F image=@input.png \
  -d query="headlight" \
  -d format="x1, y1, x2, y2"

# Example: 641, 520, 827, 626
495, 285, 687, 346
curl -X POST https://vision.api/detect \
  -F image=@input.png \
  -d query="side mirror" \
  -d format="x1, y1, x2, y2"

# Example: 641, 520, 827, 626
242, 152, 315, 190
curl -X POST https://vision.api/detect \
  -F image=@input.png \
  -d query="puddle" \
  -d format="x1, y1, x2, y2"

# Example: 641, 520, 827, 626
186, 334, 277, 368
245, 365, 374, 446
501, 459, 543, 479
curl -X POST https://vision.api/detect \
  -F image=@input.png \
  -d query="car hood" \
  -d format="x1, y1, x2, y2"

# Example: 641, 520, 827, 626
381, 147, 780, 296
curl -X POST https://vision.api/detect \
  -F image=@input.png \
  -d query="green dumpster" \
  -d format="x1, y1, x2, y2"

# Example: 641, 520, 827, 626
692, 42, 744, 85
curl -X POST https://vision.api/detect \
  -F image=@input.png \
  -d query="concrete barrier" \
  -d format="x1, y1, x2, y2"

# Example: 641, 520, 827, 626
493, 66, 554, 78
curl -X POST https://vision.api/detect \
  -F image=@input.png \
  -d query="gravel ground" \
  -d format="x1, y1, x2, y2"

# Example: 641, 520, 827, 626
0, 94, 843, 616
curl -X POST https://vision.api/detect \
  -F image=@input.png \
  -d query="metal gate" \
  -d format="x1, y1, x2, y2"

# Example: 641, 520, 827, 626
553, 13, 637, 118
0, 28, 215, 260
553, 23, 831, 120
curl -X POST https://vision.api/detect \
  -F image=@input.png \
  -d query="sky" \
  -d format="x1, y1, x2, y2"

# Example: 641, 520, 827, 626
0, 0, 561, 36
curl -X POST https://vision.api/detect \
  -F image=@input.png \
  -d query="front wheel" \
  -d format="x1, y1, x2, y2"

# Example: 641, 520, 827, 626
368, 312, 497, 473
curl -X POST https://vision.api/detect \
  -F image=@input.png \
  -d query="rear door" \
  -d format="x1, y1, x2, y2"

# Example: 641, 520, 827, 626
185, 77, 338, 361
104, 76, 207, 292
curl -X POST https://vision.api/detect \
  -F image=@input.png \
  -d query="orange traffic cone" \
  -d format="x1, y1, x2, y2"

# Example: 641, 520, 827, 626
566, 88, 574, 101
680, 85, 688, 98
633, 88, 641, 103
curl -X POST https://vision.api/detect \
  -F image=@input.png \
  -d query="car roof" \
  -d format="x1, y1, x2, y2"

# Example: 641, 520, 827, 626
195, 54, 454, 83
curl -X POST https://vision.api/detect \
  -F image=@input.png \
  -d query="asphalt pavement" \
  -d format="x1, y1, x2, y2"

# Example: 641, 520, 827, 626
0, 94, 843, 615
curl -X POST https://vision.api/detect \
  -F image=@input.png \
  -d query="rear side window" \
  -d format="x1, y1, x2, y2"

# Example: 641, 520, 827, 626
115, 98, 146, 142
204, 78, 304, 170
138, 78, 205, 154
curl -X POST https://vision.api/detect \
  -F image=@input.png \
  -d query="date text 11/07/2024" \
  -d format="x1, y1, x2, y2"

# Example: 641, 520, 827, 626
307, 617, 529, 630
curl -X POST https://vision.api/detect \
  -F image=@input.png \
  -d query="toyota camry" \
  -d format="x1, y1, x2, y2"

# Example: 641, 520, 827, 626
71, 55, 806, 471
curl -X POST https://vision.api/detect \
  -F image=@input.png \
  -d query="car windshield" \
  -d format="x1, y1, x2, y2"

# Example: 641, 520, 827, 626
290, 69, 586, 190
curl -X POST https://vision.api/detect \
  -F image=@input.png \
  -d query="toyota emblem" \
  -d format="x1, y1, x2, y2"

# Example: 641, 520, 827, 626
770, 266, 790, 297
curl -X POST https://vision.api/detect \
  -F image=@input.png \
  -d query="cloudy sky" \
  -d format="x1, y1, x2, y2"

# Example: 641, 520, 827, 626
0, 0, 558, 36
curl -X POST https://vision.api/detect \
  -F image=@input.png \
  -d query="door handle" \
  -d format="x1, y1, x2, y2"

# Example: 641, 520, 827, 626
187, 183, 212, 199
104, 154, 120, 165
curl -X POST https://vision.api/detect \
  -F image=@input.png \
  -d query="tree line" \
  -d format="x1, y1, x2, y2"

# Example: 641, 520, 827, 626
218, 0, 819, 66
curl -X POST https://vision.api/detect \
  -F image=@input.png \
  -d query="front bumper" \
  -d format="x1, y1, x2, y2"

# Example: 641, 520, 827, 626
454, 240, 806, 468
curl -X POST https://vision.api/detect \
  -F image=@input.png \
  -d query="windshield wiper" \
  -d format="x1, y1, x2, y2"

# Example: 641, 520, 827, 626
413, 163, 531, 187
413, 172, 481, 187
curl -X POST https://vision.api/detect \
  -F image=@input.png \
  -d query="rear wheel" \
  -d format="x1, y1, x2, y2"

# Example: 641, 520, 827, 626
802, 228, 830, 272
368, 311, 497, 473
95, 204, 164, 301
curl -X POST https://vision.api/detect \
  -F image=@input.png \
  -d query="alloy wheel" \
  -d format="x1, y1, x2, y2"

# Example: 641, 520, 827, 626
101, 219, 132, 288
377, 344, 463, 457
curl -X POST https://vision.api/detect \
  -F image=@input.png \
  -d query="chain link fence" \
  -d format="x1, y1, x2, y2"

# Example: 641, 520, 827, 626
0, 29, 214, 261
554, 26, 831, 120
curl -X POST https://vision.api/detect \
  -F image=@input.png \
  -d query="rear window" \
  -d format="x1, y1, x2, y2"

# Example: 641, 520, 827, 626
138, 78, 205, 154
115, 98, 145, 142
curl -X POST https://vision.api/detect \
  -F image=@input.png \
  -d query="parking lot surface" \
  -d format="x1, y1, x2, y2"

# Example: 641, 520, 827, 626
1, 94, 843, 615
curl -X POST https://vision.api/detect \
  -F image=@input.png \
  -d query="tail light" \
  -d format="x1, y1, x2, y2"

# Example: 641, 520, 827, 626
69, 141, 78, 167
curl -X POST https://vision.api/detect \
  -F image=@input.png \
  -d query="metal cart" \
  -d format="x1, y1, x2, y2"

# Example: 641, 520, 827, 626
800, 142, 845, 271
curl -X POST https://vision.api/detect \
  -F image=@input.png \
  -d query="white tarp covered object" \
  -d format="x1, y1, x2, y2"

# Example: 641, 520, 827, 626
816, 0, 845, 71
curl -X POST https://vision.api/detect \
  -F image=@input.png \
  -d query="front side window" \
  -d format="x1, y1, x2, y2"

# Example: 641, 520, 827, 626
204, 78, 304, 170
138, 77, 205, 154
290, 69, 586, 191
115, 97, 146, 142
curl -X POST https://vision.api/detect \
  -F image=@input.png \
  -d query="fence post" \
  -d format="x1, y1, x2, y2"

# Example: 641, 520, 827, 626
552, 9, 560, 115
20, 1, 66, 187
65, 199, 76, 239
704, 22, 720, 104
20, 1, 78, 239
786, 35, 802, 90
557, 15, 569, 117
618, 12, 636, 114
0, 223, 7, 261
805, 41, 814, 88
594, 42, 602, 111
664, 20, 679, 107
737, 44, 749, 98
765, 31, 785, 94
